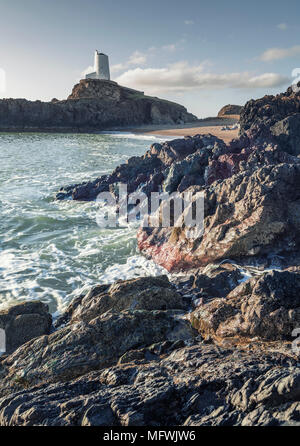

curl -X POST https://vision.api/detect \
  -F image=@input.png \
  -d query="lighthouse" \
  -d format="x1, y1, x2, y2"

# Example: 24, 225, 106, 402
86, 50, 110, 81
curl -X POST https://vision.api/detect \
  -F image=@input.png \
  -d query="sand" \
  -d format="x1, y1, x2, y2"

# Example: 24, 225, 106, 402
130, 117, 239, 144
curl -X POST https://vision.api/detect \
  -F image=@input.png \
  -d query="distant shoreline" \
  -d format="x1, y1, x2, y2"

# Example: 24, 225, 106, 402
0, 117, 240, 144
124, 116, 240, 144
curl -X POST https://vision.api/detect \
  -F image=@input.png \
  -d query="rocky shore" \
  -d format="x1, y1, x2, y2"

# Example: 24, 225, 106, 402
0, 84, 300, 426
0, 79, 197, 132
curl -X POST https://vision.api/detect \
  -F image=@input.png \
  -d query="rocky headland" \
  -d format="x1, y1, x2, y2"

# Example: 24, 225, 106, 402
0, 79, 197, 132
0, 85, 300, 426
217, 104, 243, 118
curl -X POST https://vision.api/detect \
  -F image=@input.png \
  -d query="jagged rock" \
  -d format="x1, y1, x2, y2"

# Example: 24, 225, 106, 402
0, 343, 297, 426
0, 301, 52, 354
0, 308, 195, 392
56, 134, 222, 200
0, 276, 297, 426
0, 276, 195, 394
55, 275, 187, 326
191, 270, 300, 340
270, 113, 300, 156
162, 147, 212, 193
239, 84, 300, 153
138, 162, 300, 271
192, 263, 243, 298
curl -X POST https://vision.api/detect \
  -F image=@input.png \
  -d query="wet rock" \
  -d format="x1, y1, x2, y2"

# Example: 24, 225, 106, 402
56, 134, 225, 200
0, 301, 52, 354
0, 277, 196, 393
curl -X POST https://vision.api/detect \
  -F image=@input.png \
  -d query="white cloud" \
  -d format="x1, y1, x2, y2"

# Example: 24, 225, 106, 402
260, 45, 300, 61
81, 65, 94, 78
184, 20, 194, 25
110, 51, 147, 74
115, 62, 289, 93
277, 23, 288, 31
128, 51, 147, 65
110, 63, 126, 73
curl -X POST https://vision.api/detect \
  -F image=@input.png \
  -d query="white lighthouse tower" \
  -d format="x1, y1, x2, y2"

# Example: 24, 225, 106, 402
86, 50, 110, 81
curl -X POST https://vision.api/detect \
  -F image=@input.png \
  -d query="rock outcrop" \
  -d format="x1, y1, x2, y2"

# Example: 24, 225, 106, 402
0, 275, 298, 426
0, 79, 197, 132
56, 134, 224, 200
217, 104, 242, 117
239, 84, 300, 157
2, 84, 300, 426
0, 277, 195, 395
56, 83, 300, 271
138, 160, 300, 271
191, 270, 300, 341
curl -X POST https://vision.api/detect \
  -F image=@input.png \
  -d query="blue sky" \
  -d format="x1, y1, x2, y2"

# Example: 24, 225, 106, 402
0, 0, 299, 116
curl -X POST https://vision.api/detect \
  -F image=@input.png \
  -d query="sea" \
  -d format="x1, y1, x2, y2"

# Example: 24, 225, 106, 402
0, 132, 170, 316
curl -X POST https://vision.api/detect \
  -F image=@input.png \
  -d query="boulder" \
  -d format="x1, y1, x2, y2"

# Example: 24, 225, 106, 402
0, 276, 195, 393
0, 301, 52, 354
192, 263, 244, 298
138, 162, 300, 271
239, 84, 300, 153
55, 275, 187, 326
0, 309, 195, 390
191, 270, 300, 340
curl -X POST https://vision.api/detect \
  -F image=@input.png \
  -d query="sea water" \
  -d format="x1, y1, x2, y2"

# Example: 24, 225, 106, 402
0, 132, 169, 314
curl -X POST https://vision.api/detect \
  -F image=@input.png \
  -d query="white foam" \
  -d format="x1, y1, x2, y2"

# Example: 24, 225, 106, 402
99, 131, 173, 142
98, 255, 168, 284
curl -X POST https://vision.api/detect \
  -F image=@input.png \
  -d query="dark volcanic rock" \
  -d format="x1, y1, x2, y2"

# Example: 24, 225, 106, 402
191, 270, 300, 341
55, 275, 187, 326
0, 79, 197, 132
56, 133, 223, 200
192, 263, 244, 298
0, 342, 297, 426
239, 84, 300, 153
270, 113, 300, 156
138, 162, 300, 271
0, 276, 195, 393
0, 301, 52, 354
0, 275, 298, 426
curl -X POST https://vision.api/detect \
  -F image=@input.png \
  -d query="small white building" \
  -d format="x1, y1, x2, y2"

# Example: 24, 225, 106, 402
86, 50, 110, 81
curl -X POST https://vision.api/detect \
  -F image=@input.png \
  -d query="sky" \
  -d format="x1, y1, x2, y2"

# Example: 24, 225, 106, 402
0, 0, 300, 117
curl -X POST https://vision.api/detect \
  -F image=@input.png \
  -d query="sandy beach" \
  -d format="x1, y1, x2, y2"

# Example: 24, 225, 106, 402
130, 117, 239, 144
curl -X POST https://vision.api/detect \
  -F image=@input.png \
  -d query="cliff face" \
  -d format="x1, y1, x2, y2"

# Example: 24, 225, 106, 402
0, 79, 197, 132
